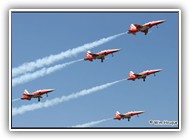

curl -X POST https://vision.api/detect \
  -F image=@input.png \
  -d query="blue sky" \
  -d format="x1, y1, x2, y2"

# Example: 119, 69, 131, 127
11, 11, 179, 128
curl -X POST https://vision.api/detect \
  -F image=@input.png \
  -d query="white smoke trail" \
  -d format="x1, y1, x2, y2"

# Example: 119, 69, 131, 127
12, 98, 20, 102
12, 78, 126, 116
12, 32, 127, 77
72, 118, 112, 127
12, 59, 82, 87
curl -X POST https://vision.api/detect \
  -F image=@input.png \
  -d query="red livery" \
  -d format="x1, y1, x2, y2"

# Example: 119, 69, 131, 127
114, 111, 144, 121
84, 49, 121, 62
128, 20, 166, 35
21, 89, 54, 102
128, 69, 162, 82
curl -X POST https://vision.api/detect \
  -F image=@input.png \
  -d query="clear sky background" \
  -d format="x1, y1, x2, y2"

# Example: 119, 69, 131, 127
11, 11, 179, 128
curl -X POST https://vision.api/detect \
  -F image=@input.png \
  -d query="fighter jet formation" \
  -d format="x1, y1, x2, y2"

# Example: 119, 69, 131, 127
17, 19, 166, 126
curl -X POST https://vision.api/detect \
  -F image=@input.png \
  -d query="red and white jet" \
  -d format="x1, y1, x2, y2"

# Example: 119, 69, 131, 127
128, 20, 166, 35
21, 89, 54, 102
84, 49, 121, 62
127, 69, 162, 82
114, 111, 144, 121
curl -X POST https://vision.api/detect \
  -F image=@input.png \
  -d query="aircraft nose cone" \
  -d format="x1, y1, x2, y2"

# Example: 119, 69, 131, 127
48, 89, 55, 92
158, 20, 166, 23
157, 69, 163, 72
138, 111, 145, 114
115, 49, 121, 52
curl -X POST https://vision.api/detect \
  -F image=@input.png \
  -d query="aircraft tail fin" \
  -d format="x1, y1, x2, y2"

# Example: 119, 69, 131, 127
129, 24, 135, 30
116, 111, 120, 115
24, 89, 30, 95
129, 71, 134, 76
87, 50, 92, 55
131, 24, 135, 27
87, 50, 97, 57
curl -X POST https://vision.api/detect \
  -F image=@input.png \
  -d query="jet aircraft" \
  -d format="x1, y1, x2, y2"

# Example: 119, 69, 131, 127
127, 69, 162, 82
21, 89, 54, 102
114, 111, 144, 121
128, 20, 166, 35
84, 49, 121, 62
